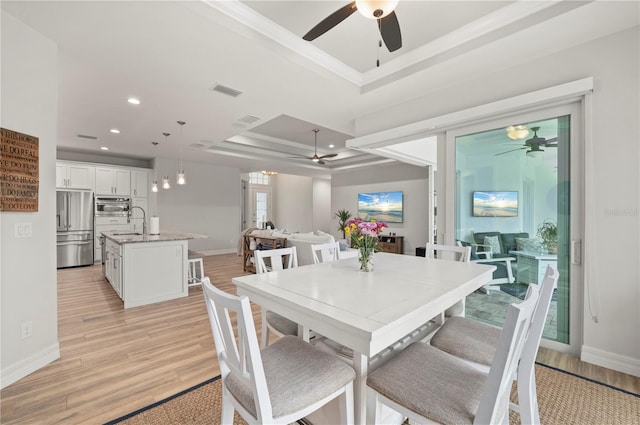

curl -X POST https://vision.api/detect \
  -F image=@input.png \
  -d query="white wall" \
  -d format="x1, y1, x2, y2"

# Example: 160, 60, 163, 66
273, 174, 313, 233
154, 157, 241, 255
1, 13, 60, 388
312, 177, 332, 233
332, 163, 430, 255
356, 27, 640, 375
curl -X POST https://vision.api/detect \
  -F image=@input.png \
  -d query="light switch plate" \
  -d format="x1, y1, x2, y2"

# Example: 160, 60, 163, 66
15, 223, 33, 238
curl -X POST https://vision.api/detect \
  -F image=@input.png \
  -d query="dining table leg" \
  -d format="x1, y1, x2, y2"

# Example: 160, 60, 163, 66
353, 351, 368, 425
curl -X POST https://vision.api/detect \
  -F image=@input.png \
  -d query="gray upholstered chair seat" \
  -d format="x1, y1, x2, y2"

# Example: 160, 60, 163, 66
226, 335, 356, 420
367, 342, 491, 424
430, 316, 501, 366
265, 311, 299, 336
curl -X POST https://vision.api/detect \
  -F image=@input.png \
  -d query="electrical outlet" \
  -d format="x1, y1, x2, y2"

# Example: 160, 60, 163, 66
21, 321, 33, 339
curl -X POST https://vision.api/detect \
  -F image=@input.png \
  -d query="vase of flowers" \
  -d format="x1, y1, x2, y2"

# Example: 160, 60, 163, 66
345, 218, 387, 272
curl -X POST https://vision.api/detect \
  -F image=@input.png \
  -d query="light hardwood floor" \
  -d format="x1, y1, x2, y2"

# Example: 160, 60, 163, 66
1, 253, 638, 424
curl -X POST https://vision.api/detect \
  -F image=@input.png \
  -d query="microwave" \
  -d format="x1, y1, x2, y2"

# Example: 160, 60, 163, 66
95, 196, 131, 217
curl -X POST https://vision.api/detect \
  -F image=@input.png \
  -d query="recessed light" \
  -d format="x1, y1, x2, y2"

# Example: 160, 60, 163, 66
329, 144, 335, 148
110, 129, 120, 134
127, 97, 141, 105
100, 146, 109, 151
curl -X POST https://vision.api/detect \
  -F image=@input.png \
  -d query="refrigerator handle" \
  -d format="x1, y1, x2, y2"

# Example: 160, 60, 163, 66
66, 192, 71, 230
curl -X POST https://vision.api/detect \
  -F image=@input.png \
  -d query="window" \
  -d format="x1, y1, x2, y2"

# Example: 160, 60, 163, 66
249, 172, 270, 185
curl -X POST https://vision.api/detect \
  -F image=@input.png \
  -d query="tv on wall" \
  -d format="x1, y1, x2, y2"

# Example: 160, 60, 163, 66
472, 191, 518, 217
358, 191, 403, 223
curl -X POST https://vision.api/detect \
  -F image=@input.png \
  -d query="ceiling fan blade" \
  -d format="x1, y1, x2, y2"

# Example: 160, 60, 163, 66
303, 2, 357, 41
378, 11, 402, 52
319, 153, 338, 159
494, 147, 526, 156
317, 159, 326, 165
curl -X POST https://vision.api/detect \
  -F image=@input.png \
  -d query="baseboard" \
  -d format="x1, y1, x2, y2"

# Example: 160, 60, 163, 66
1, 342, 60, 389
581, 345, 640, 377
197, 248, 237, 256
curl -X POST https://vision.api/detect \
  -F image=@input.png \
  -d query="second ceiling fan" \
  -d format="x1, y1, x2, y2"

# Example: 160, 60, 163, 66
289, 129, 337, 165
303, 0, 402, 52
495, 127, 558, 157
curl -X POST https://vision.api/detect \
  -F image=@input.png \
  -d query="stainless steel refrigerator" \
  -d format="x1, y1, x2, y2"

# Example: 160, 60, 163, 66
57, 190, 94, 268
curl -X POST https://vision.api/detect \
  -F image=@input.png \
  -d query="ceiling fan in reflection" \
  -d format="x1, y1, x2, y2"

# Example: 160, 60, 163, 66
495, 127, 557, 157
288, 129, 337, 165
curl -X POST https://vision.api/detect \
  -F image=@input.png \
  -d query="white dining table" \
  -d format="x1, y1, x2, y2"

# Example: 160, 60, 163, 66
232, 252, 495, 424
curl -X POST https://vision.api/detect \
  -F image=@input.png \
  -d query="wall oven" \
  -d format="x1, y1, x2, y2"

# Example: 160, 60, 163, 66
95, 196, 131, 217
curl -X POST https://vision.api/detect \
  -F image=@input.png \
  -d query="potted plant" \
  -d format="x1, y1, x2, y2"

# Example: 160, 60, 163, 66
335, 209, 352, 239
537, 220, 558, 254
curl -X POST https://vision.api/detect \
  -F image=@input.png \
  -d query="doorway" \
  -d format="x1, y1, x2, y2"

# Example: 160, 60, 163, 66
440, 103, 583, 353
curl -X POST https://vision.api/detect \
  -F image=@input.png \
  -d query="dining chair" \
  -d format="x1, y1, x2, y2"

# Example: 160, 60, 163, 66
310, 241, 340, 264
254, 247, 300, 348
429, 265, 559, 425
201, 277, 356, 425
425, 243, 472, 319
366, 283, 540, 425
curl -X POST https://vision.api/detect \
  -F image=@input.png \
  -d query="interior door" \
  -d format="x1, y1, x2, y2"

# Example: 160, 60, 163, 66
249, 187, 272, 229
439, 102, 583, 354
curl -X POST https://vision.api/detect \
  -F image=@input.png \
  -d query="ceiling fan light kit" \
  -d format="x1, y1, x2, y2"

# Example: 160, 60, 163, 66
355, 0, 399, 19
506, 125, 530, 140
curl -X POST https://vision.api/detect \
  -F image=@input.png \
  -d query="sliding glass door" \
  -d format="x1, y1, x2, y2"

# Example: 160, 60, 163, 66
439, 103, 583, 352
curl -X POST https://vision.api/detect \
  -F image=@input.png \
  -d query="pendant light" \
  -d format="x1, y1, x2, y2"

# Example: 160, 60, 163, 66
162, 132, 171, 190
151, 142, 159, 193
176, 121, 186, 185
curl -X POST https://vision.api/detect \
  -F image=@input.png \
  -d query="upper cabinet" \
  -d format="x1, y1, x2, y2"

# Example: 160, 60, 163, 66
56, 162, 95, 190
131, 170, 149, 198
96, 167, 131, 196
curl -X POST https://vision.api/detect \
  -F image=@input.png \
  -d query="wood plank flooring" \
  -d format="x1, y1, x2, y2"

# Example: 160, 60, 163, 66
1, 253, 638, 424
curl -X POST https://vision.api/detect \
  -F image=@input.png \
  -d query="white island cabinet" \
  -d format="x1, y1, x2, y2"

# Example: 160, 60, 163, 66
102, 231, 206, 309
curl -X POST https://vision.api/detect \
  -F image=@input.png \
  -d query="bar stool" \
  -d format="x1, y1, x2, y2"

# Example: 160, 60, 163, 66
187, 250, 204, 287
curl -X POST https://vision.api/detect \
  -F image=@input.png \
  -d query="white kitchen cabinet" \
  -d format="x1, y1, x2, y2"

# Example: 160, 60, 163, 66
96, 167, 131, 195
56, 162, 95, 190
130, 198, 148, 234
95, 217, 132, 263
105, 238, 123, 298
131, 170, 149, 198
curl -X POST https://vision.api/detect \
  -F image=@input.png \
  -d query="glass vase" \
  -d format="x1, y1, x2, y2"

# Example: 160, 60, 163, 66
359, 249, 374, 272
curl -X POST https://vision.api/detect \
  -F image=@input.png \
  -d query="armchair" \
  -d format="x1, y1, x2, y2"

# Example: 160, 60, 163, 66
458, 240, 516, 292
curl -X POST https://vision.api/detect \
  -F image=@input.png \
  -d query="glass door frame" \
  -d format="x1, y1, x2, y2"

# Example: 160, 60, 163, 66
438, 102, 584, 355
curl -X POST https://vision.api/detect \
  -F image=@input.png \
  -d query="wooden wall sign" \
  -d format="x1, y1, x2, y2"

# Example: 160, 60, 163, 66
0, 128, 39, 212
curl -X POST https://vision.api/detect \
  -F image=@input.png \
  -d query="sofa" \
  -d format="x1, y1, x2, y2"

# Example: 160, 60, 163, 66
471, 231, 529, 258
272, 230, 337, 266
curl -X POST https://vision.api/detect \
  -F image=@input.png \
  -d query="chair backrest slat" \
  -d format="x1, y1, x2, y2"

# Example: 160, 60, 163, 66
425, 242, 471, 263
475, 284, 540, 424
202, 277, 274, 421
311, 241, 340, 264
255, 246, 298, 274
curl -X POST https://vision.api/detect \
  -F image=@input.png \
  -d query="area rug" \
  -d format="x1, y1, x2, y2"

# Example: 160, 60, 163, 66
105, 364, 639, 425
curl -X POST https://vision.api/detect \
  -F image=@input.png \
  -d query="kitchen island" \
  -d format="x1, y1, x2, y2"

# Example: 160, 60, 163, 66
102, 231, 206, 309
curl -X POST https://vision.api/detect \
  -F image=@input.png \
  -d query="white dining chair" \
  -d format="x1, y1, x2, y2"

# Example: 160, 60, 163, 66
425, 243, 472, 319
201, 277, 356, 425
429, 265, 559, 424
310, 241, 340, 264
254, 247, 300, 348
366, 283, 540, 425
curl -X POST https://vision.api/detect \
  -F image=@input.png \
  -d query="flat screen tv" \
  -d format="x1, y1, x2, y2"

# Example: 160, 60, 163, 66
473, 191, 518, 217
358, 191, 403, 223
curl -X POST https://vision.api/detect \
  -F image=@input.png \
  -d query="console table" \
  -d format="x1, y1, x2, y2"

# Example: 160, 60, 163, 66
510, 250, 557, 285
377, 235, 404, 254
243, 234, 287, 273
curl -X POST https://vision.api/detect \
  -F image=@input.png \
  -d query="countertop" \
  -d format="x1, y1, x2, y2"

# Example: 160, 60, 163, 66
102, 231, 207, 244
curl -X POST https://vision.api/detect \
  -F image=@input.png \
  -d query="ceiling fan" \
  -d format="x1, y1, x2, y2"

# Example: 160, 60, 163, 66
289, 129, 337, 165
302, 0, 402, 52
495, 127, 558, 157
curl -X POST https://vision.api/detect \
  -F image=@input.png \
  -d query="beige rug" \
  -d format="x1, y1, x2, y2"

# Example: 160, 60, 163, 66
106, 364, 639, 425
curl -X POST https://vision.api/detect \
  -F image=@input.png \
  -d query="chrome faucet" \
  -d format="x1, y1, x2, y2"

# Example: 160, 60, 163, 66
128, 206, 147, 235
